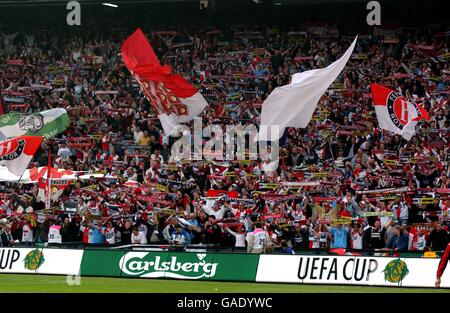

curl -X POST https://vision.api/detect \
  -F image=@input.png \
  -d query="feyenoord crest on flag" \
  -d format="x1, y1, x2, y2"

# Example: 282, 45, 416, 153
0, 136, 43, 176
370, 84, 430, 140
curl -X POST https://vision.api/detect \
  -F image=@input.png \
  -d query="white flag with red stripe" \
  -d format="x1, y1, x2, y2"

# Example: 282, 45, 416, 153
0, 166, 110, 183
0, 136, 43, 176
370, 84, 430, 140
121, 28, 208, 135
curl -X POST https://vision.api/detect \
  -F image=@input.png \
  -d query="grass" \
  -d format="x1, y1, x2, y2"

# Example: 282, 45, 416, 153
0, 274, 449, 293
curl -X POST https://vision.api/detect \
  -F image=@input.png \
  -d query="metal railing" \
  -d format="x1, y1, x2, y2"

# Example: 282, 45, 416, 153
10, 241, 442, 258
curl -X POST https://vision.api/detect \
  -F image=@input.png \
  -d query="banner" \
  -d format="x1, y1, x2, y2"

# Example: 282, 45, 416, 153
0, 166, 108, 183
0, 136, 43, 176
0, 248, 83, 275
0, 108, 69, 140
121, 28, 207, 135
37, 178, 71, 202
80, 250, 259, 281
1, 248, 449, 289
255, 255, 450, 288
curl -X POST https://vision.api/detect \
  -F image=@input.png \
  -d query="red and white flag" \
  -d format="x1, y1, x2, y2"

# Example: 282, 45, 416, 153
121, 28, 208, 135
370, 84, 430, 140
0, 136, 43, 176
0, 166, 109, 183
37, 177, 70, 203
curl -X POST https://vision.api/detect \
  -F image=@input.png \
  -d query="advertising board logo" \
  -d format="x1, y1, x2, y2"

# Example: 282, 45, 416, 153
387, 92, 409, 130
119, 252, 218, 279
23, 249, 45, 271
382, 259, 409, 284
0, 249, 20, 270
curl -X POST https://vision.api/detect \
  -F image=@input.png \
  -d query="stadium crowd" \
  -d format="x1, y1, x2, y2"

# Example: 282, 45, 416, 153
0, 21, 449, 253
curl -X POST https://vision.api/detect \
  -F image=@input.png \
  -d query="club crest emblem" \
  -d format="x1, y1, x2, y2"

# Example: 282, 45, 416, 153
19, 114, 44, 132
386, 92, 409, 130
23, 249, 45, 271
382, 259, 409, 284
0, 138, 25, 161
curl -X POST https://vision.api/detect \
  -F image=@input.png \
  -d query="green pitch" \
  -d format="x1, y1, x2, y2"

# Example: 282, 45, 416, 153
0, 274, 449, 293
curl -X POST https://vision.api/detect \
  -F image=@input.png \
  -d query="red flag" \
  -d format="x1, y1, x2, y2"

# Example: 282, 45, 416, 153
121, 28, 208, 134
0, 136, 43, 176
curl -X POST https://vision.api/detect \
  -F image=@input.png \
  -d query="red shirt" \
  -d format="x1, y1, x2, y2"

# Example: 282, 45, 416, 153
339, 209, 351, 218
437, 243, 450, 278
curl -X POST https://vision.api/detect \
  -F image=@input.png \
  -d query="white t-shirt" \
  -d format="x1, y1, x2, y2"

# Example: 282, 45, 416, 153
398, 202, 409, 220
57, 147, 72, 161
350, 230, 363, 249
309, 230, 319, 248
202, 204, 227, 220
22, 224, 33, 243
226, 228, 246, 247
48, 225, 62, 244
131, 231, 147, 244
246, 229, 269, 251
319, 232, 329, 247
414, 234, 426, 251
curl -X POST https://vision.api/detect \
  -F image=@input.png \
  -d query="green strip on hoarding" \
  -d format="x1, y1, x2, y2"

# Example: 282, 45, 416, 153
80, 250, 259, 282
211, 253, 259, 282
80, 250, 125, 277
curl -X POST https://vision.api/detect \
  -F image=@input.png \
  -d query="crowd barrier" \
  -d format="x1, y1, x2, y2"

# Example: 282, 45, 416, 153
1, 247, 449, 288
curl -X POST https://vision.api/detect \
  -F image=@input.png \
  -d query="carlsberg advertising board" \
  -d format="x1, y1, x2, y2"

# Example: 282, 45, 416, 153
2, 248, 448, 288
80, 250, 259, 281
120, 252, 218, 279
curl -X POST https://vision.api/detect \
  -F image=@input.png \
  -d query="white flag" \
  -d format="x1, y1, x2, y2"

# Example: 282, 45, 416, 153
257, 36, 358, 141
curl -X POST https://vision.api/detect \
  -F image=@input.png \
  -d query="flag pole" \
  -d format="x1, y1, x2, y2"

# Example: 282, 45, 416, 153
46, 140, 52, 210
328, 135, 336, 170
